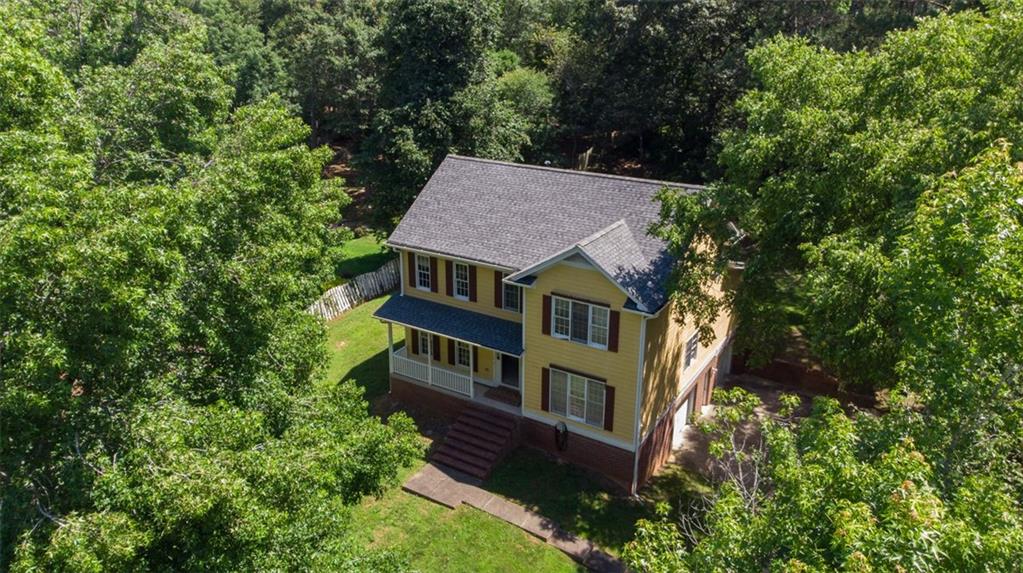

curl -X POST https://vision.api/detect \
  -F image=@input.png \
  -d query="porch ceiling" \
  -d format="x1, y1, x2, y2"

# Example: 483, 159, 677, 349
374, 295, 523, 356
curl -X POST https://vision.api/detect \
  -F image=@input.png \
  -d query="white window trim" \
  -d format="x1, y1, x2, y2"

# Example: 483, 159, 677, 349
549, 367, 605, 429
502, 279, 521, 313
453, 262, 470, 301
455, 340, 471, 367
550, 295, 608, 350
415, 254, 432, 291
419, 331, 431, 357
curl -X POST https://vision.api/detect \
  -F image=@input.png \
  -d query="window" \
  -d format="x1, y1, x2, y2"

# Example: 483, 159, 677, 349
419, 331, 432, 358
503, 281, 521, 313
456, 341, 471, 367
415, 254, 431, 290
551, 296, 609, 349
553, 298, 571, 337
590, 306, 609, 347
549, 368, 605, 428
684, 333, 699, 368
454, 262, 470, 300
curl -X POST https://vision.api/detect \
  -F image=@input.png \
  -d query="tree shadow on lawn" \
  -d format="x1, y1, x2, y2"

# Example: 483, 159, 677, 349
336, 249, 394, 279
484, 447, 712, 555
339, 347, 392, 403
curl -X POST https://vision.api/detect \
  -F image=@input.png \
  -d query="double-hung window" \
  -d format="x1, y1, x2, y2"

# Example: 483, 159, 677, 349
503, 281, 521, 313
455, 341, 471, 367
684, 333, 699, 368
551, 296, 610, 350
453, 262, 470, 300
549, 368, 605, 428
415, 254, 431, 290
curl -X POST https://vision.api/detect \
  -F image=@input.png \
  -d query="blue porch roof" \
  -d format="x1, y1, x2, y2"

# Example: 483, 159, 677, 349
373, 295, 523, 356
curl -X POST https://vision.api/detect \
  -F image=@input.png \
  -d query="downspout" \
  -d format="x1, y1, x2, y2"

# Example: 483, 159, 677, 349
630, 315, 649, 495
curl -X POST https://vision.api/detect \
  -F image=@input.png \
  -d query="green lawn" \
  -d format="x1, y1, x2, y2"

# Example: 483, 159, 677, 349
339, 234, 393, 277
320, 296, 398, 401
350, 461, 582, 573
486, 448, 711, 556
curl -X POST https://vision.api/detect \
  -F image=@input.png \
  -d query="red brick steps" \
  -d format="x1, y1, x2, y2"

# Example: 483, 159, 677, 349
432, 405, 519, 479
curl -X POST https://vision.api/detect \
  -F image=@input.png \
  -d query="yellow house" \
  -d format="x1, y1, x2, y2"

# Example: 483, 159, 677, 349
373, 155, 736, 492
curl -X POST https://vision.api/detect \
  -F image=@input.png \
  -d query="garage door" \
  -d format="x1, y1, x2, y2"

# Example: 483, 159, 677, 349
671, 396, 692, 449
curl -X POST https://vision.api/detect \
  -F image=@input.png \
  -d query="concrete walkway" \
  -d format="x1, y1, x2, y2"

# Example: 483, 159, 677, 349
404, 463, 627, 573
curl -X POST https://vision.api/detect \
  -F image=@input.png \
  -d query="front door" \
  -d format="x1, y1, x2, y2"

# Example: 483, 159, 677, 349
500, 354, 520, 388
671, 396, 692, 449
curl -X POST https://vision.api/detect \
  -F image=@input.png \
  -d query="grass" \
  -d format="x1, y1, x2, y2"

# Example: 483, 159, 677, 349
350, 460, 583, 573
320, 296, 399, 401
486, 449, 710, 556
338, 234, 393, 278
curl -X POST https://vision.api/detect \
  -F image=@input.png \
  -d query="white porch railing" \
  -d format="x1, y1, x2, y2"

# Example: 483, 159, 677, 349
390, 346, 473, 397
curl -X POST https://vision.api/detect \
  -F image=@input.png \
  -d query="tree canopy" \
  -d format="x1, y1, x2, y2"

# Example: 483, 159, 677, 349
0, 7, 419, 569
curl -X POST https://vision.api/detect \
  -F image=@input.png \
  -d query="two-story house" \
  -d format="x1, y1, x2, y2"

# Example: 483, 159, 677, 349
373, 155, 737, 493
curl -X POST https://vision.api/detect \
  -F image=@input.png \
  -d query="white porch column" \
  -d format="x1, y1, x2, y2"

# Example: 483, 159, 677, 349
386, 323, 394, 373
469, 344, 475, 399
427, 337, 433, 386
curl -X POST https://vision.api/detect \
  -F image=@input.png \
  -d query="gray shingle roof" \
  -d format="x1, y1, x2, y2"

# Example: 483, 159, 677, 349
374, 295, 523, 355
387, 155, 703, 312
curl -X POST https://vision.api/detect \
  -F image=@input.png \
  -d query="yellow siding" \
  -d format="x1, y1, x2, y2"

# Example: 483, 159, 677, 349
640, 269, 737, 434
522, 262, 642, 445
399, 250, 522, 322
402, 326, 497, 382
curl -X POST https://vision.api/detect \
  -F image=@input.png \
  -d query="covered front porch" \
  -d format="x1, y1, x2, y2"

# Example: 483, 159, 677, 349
374, 295, 524, 414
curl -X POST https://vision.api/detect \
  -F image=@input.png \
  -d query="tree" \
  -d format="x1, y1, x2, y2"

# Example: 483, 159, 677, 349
551, 0, 965, 180
362, 0, 546, 228
1, 10, 421, 567
623, 390, 1023, 572
655, 4, 1023, 381
268, 0, 384, 143
79, 26, 234, 183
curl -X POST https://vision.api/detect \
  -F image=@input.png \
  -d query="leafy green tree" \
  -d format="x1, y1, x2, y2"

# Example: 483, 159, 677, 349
553, 0, 965, 180
19, 0, 194, 76
190, 0, 288, 105
79, 26, 234, 183
1, 11, 421, 568
268, 0, 384, 143
495, 66, 555, 156
656, 4, 1023, 379
378, 0, 499, 108
624, 390, 1023, 572
363, 0, 546, 228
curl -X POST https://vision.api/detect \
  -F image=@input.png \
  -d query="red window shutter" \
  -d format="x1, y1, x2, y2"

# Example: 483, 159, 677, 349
432, 335, 441, 360
542, 295, 551, 335
608, 310, 621, 352
429, 257, 438, 293
447, 339, 455, 365
472, 346, 479, 372
445, 260, 453, 296
603, 385, 615, 432
410, 329, 419, 354
407, 252, 416, 288
468, 265, 477, 302
541, 368, 550, 411
494, 270, 503, 308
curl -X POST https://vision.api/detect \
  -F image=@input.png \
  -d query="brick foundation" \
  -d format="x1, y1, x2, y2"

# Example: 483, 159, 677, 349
390, 374, 470, 420
519, 417, 634, 493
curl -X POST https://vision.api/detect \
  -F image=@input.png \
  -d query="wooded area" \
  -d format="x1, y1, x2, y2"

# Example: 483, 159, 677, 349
2, 0, 1021, 571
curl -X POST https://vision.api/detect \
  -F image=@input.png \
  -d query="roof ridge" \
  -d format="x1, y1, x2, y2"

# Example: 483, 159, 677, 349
575, 219, 629, 248
445, 154, 705, 190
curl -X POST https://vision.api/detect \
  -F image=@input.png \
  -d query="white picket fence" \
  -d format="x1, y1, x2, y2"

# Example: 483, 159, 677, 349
308, 258, 400, 320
